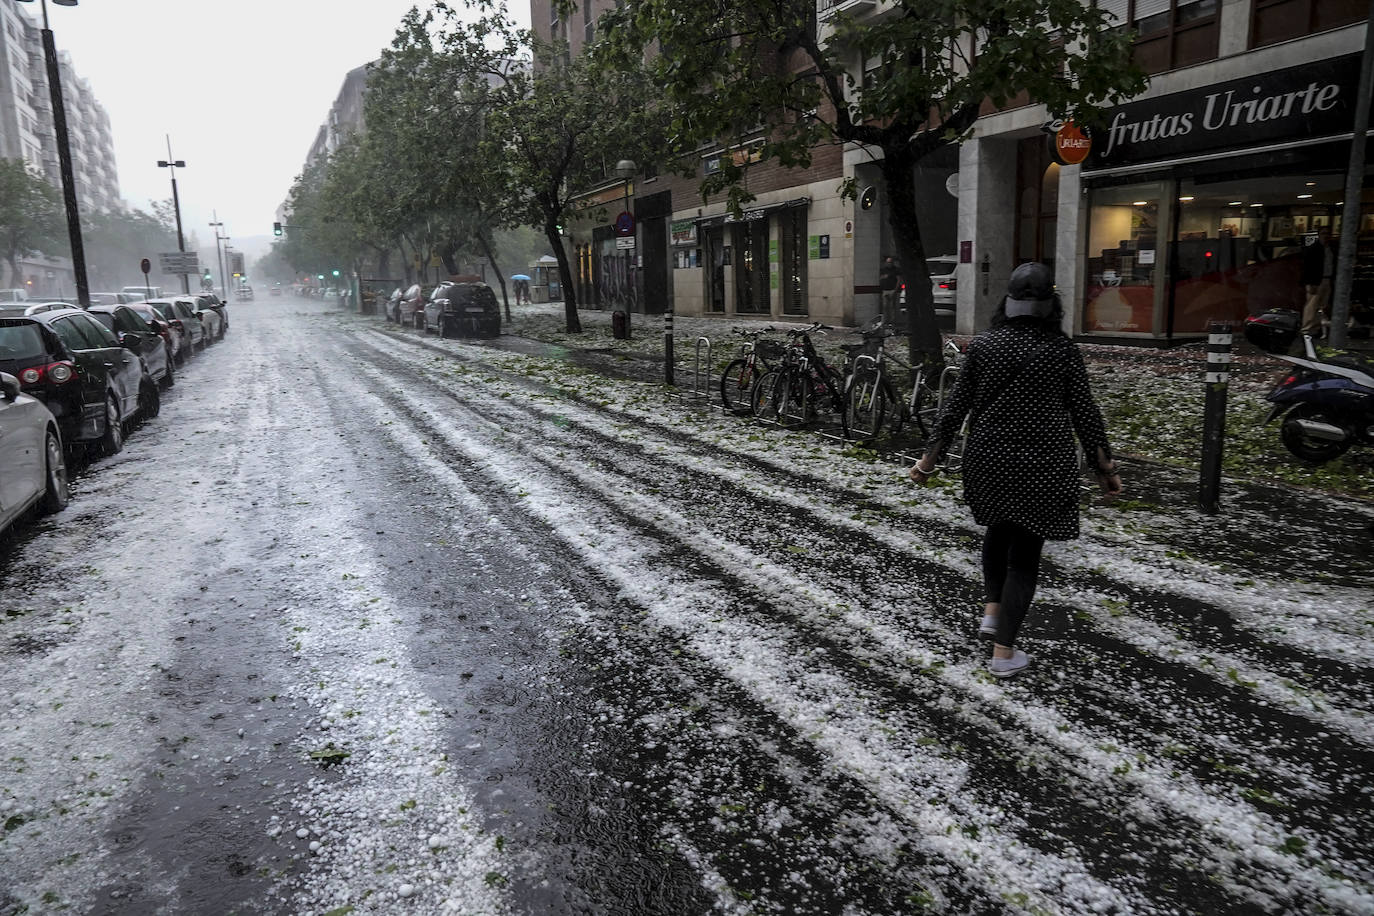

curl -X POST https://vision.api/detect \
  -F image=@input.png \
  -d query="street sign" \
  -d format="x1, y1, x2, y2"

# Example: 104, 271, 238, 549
615, 236, 636, 250
614, 211, 635, 236
140, 258, 151, 274
159, 251, 200, 275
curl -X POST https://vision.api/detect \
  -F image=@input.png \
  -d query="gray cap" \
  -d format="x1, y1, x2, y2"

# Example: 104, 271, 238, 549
1006, 262, 1055, 317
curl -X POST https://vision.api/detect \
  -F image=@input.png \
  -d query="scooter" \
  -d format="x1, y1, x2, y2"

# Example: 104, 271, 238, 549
1244, 309, 1374, 463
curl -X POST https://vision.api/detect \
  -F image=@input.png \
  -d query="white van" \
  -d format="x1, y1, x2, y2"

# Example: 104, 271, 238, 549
0, 289, 29, 303
120, 285, 163, 300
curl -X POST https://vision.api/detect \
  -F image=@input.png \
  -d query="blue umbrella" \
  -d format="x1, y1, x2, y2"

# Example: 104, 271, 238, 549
510, 274, 531, 281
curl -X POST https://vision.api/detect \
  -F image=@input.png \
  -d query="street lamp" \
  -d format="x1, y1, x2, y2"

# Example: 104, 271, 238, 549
157, 136, 188, 294
17, 0, 89, 308
210, 212, 229, 301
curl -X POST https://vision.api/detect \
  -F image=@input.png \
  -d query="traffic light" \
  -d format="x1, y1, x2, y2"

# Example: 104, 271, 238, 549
332, 269, 340, 277
273, 221, 283, 237
317, 274, 324, 281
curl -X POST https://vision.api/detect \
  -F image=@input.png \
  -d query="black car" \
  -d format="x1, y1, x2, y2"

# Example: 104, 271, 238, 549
147, 298, 206, 356
86, 303, 175, 390
423, 282, 500, 338
0, 309, 156, 456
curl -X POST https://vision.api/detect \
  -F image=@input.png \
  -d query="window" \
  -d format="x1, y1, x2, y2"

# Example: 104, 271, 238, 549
1100, 0, 1219, 74
50, 317, 93, 351
780, 207, 808, 316
1251, 0, 1369, 48
72, 312, 118, 347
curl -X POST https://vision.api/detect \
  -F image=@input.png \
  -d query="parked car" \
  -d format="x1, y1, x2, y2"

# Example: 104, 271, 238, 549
0, 288, 30, 303
382, 288, 402, 322
0, 310, 155, 456
269, 286, 282, 297
124, 301, 185, 367
121, 285, 163, 300
0, 371, 68, 534
423, 281, 501, 338
147, 298, 206, 357
86, 303, 175, 389
177, 295, 222, 342
236, 285, 254, 301
0, 302, 71, 317
899, 256, 958, 326
397, 284, 432, 329
194, 294, 229, 337
88, 292, 121, 306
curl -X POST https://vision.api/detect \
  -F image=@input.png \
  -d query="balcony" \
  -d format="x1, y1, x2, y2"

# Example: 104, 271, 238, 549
817, 0, 877, 19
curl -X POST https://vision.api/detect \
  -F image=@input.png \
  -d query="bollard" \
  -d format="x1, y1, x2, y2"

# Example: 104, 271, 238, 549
1198, 320, 1233, 514
612, 309, 629, 340
664, 307, 675, 385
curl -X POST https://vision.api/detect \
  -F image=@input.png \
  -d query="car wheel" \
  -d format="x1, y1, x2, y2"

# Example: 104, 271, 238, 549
138, 376, 160, 422
198, 335, 208, 352
97, 393, 123, 457
415, 313, 425, 331
161, 350, 175, 389
39, 429, 69, 515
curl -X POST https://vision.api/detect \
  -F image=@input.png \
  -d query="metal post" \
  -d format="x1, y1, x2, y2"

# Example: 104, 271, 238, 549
664, 306, 675, 385
693, 336, 712, 397
1198, 321, 1233, 514
37, 9, 90, 308
1331, 19, 1374, 349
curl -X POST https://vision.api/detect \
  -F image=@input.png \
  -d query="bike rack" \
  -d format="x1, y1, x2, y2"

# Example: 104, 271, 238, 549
691, 337, 712, 399
667, 336, 714, 403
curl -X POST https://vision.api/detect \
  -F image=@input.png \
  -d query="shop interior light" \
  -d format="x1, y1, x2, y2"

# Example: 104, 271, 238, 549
1178, 196, 1195, 201
1250, 203, 1264, 208
1306, 181, 1316, 186
1297, 193, 1313, 199
1228, 201, 1243, 206
1132, 200, 1148, 206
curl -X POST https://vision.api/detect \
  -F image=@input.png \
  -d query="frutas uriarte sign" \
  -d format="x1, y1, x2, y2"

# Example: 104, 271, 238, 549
1084, 54, 1366, 169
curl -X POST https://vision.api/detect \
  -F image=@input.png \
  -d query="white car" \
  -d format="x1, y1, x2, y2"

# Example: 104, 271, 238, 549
0, 370, 68, 535
899, 255, 958, 320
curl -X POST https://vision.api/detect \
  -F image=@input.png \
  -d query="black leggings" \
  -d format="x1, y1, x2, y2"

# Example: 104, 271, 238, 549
982, 521, 1046, 649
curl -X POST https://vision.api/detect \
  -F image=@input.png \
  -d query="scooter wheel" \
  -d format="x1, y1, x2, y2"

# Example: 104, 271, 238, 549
1280, 404, 1353, 463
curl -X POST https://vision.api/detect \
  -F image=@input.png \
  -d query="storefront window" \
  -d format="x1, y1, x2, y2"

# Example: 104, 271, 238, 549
733, 220, 770, 314
780, 207, 808, 316
1083, 183, 1167, 334
1169, 174, 1345, 333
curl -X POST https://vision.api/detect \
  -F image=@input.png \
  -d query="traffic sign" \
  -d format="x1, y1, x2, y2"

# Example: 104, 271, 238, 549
159, 251, 201, 275
140, 257, 151, 274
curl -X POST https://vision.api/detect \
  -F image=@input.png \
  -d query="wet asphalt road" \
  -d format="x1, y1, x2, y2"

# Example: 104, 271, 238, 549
1, 297, 1372, 916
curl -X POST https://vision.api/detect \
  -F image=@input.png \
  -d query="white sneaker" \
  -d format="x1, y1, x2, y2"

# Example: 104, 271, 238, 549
989, 649, 1030, 678
978, 615, 998, 638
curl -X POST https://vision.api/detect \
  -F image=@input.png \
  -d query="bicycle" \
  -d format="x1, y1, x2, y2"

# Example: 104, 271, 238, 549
844, 332, 965, 440
750, 323, 848, 436
719, 327, 781, 414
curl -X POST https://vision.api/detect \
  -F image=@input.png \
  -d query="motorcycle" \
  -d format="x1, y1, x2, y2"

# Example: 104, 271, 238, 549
1244, 309, 1374, 463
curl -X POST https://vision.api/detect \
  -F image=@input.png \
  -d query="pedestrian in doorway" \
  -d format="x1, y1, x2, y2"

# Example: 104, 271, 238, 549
1300, 226, 1336, 337
908, 262, 1122, 679
879, 256, 902, 330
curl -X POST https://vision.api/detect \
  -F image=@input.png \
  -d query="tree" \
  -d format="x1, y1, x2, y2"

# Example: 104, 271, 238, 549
83, 206, 179, 291
602, 0, 1146, 364
0, 159, 63, 288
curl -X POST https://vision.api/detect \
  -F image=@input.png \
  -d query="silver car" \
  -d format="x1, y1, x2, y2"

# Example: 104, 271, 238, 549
0, 371, 68, 535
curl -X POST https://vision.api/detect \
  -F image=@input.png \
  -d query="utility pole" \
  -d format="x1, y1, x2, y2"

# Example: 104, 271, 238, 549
158, 136, 189, 294
210, 213, 229, 301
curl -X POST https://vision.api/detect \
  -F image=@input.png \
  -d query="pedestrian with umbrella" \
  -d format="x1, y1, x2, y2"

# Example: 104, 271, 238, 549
511, 274, 532, 304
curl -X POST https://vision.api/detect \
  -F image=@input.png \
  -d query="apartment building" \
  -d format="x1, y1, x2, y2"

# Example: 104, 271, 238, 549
535, 0, 1372, 342
0, 0, 121, 294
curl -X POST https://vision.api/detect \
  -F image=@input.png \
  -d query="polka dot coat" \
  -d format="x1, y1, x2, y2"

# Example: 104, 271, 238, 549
929, 319, 1112, 541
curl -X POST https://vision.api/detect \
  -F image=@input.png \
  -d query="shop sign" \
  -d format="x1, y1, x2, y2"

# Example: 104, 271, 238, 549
1084, 53, 1366, 170
1054, 121, 1092, 165
671, 219, 697, 246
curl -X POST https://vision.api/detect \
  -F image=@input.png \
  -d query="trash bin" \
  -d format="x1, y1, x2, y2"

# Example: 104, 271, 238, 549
612, 309, 630, 339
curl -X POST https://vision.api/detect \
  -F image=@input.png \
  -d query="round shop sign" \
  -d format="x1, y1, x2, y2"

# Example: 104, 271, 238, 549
944, 172, 959, 198
1054, 121, 1092, 165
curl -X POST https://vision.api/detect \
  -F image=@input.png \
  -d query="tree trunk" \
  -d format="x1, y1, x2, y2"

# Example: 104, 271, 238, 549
545, 219, 580, 333
377, 248, 392, 286
439, 243, 458, 277
880, 146, 943, 371
3, 251, 17, 289
477, 234, 511, 323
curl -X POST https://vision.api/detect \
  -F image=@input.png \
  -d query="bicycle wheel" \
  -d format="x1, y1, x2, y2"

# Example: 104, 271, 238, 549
778, 370, 814, 427
719, 358, 759, 414
751, 369, 783, 419
845, 369, 888, 439
913, 366, 960, 438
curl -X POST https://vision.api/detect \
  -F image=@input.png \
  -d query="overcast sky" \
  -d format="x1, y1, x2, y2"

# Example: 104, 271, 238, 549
38, 0, 527, 257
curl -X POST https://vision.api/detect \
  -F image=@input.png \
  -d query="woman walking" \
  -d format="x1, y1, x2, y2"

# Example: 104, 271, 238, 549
909, 262, 1122, 678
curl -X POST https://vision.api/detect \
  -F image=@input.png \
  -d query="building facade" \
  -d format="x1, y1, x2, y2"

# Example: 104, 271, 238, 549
533, 0, 1372, 342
